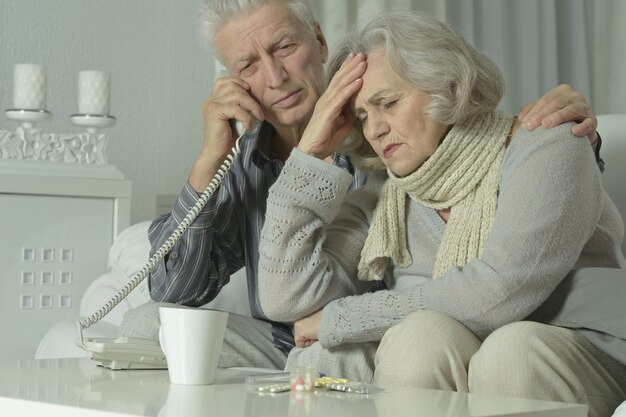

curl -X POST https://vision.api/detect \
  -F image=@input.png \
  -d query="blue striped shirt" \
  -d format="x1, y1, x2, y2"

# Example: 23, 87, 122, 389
148, 122, 367, 352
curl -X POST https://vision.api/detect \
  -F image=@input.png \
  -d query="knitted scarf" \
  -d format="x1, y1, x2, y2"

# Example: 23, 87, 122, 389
358, 110, 515, 281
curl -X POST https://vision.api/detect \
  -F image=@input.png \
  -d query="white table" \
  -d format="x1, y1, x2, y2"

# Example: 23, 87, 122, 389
0, 358, 587, 417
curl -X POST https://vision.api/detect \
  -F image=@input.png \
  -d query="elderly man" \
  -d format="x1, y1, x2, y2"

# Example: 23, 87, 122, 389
124, 0, 601, 371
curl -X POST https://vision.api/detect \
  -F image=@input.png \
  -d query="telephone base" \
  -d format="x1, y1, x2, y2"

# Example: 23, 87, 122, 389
90, 358, 167, 370
76, 337, 167, 370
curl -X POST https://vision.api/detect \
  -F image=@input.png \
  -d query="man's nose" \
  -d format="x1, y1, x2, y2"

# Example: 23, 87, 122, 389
263, 58, 287, 88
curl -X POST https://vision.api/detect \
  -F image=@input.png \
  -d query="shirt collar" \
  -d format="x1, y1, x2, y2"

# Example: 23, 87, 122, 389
252, 122, 281, 168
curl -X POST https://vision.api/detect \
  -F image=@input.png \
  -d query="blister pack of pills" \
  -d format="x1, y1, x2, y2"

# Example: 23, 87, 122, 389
255, 383, 291, 393
246, 368, 383, 395
324, 381, 384, 394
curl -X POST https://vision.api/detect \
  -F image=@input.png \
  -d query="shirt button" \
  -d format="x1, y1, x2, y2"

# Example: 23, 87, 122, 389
170, 252, 178, 259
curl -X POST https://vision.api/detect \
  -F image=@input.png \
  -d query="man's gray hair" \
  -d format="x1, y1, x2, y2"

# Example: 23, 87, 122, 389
327, 11, 505, 171
199, 0, 317, 51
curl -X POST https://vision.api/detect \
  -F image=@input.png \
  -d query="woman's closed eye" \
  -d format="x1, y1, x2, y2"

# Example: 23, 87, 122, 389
383, 99, 398, 110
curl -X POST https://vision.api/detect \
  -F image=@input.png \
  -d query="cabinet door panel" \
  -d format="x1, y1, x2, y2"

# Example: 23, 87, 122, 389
0, 194, 113, 359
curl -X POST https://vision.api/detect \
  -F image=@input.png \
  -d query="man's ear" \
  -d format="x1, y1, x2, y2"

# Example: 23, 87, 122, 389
314, 22, 329, 63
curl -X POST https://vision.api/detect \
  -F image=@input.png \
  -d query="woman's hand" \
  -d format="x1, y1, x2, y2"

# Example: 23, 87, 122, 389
297, 53, 367, 160
294, 310, 323, 348
518, 84, 598, 143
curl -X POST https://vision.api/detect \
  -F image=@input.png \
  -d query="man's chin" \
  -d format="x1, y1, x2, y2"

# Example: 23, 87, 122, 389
269, 108, 312, 131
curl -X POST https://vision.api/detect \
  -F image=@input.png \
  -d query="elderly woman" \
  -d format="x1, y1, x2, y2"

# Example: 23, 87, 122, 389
258, 11, 626, 416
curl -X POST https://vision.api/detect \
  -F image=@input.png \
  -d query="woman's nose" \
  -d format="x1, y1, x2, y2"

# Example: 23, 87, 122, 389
367, 116, 390, 141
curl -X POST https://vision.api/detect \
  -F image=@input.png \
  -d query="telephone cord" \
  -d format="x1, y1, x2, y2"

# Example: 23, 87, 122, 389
77, 135, 243, 346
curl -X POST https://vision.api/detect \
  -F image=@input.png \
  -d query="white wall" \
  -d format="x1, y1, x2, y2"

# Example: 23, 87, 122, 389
0, 0, 213, 224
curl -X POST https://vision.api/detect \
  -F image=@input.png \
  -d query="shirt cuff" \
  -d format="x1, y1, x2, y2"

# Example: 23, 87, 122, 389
170, 181, 219, 229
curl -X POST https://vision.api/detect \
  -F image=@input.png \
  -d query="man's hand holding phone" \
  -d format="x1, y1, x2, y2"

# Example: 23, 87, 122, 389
189, 74, 264, 193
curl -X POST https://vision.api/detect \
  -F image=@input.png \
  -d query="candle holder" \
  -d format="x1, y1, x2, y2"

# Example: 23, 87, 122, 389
2, 64, 115, 165
4, 108, 52, 127
70, 114, 116, 133
1, 109, 116, 164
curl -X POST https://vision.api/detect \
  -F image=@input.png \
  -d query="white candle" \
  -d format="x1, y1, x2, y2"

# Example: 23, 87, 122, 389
13, 64, 47, 110
78, 70, 110, 115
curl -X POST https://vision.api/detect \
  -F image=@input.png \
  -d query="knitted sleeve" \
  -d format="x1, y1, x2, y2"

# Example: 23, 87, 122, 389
418, 124, 609, 339
257, 148, 380, 322
319, 124, 615, 346
318, 283, 424, 347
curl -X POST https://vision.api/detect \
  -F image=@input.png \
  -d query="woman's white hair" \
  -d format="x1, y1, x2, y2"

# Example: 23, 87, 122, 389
199, 0, 317, 52
328, 11, 505, 171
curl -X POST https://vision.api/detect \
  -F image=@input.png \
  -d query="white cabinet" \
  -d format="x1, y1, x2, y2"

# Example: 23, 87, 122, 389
0, 161, 131, 359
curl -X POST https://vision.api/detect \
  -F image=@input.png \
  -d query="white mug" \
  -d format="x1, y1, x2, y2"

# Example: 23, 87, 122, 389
158, 306, 229, 385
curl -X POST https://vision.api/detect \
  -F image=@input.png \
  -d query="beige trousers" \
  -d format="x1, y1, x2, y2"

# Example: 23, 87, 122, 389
374, 310, 626, 417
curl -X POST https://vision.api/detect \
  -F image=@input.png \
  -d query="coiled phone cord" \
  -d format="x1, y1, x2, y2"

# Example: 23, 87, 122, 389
77, 135, 243, 346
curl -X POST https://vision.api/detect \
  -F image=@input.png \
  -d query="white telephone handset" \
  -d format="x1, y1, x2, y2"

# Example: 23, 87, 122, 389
76, 126, 247, 369
230, 119, 246, 137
